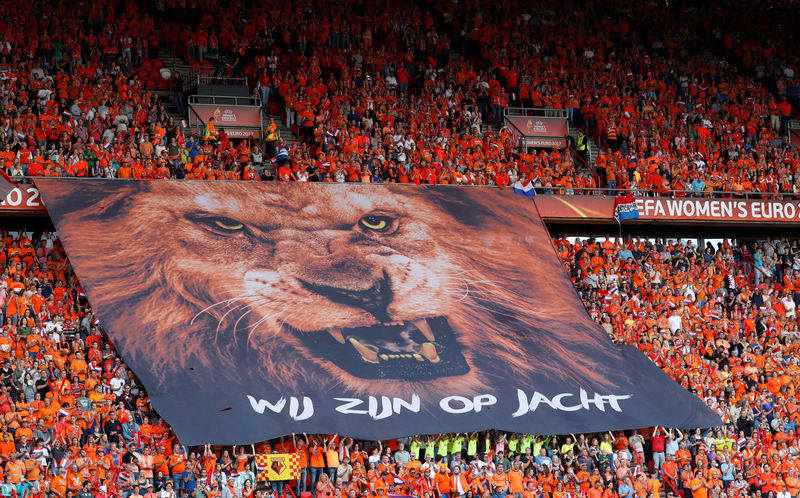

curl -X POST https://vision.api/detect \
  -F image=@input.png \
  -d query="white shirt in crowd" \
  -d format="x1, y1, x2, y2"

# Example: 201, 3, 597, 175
782, 295, 796, 318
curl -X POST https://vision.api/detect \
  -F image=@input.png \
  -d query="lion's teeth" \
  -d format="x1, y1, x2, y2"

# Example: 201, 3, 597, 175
414, 354, 424, 361
329, 329, 345, 344
349, 338, 378, 363
382, 321, 404, 326
420, 342, 440, 363
380, 354, 390, 360
415, 319, 436, 341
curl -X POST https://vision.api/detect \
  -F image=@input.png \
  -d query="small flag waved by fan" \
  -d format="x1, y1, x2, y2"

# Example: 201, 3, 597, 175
613, 195, 639, 222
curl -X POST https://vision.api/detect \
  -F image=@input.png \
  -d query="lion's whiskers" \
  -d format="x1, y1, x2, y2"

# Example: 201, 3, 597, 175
439, 285, 545, 318
200, 270, 540, 353
438, 275, 530, 301
438, 278, 471, 302
214, 303, 252, 336
232, 309, 254, 344
439, 292, 516, 320
244, 306, 291, 346
191, 296, 248, 324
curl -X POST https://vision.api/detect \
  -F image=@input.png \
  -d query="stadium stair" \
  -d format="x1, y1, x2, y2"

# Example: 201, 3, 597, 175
568, 127, 599, 168
448, 48, 461, 63
152, 28, 194, 124
156, 28, 196, 88
258, 111, 301, 177
264, 111, 302, 148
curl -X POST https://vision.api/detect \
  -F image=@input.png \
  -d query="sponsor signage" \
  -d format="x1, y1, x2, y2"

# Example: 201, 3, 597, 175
189, 104, 263, 138
533, 195, 800, 223
506, 116, 568, 148
0, 186, 45, 211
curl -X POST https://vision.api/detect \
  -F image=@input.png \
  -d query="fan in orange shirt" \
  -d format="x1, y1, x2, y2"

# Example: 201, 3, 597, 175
434, 465, 452, 498
69, 353, 88, 382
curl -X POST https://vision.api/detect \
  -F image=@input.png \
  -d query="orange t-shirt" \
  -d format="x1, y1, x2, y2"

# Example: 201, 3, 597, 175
434, 472, 452, 494
295, 447, 308, 468
509, 470, 524, 493
492, 472, 509, 490
690, 478, 708, 498
588, 487, 603, 498
50, 475, 67, 497
69, 359, 88, 380
309, 446, 325, 468
169, 453, 187, 474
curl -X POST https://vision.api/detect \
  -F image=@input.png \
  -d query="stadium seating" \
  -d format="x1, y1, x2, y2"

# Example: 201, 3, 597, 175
0, 0, 796, 191
0, 229, 796, 497
0, 0, 799, 496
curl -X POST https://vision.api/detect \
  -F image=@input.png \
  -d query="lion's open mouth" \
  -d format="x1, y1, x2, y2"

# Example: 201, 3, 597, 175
287, 317, 470, 380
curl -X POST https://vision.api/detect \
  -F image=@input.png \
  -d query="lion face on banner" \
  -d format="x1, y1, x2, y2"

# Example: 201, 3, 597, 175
47, 183, 615, 399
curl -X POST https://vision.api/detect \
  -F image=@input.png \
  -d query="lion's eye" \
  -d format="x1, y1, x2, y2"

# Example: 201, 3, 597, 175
213, 218, 244, 231
190, 214, 246, 234
359, 215, 392, 232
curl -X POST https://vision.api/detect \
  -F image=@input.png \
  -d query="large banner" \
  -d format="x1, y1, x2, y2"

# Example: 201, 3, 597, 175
35, 179, 719, 444
189, 104, 262, 138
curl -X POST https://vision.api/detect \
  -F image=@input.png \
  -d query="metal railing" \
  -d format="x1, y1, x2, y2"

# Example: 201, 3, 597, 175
171, 67, 250, 93
187, 106, 207, 138
512, 187, 800, 199
188, 95, 261, 107
196, 73, 248, 88
504, 107, 568, 119
790, 120, 800, 147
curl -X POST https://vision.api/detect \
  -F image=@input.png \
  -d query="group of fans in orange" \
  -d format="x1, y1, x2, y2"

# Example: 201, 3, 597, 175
0, 0, 799, 497
0, 0, 798, 196
149, 0, 800, 197
0, 226, 794, 498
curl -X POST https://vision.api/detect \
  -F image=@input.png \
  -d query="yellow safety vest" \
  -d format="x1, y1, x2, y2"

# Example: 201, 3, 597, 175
205, 122, 217, 139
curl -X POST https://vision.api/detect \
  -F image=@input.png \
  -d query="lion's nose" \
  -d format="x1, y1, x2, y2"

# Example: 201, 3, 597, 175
299, 270, 393, 323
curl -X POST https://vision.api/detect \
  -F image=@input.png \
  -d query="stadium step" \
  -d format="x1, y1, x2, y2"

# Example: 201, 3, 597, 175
126, 27, 191, 125
147, 29, 197, 127
482, 123, 502, 134
155, 27, 195, 97
265, 112, 302, 147
157, 47, 193, 74
448, 49, 461, 63
568, 127, 599, 168
152, 90, 185, 125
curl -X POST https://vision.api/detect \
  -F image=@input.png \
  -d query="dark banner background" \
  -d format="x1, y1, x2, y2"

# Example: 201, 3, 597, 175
35, 179, 720, 444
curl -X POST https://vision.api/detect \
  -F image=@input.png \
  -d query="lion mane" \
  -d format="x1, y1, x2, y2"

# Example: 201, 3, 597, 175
42, 181, 620, 404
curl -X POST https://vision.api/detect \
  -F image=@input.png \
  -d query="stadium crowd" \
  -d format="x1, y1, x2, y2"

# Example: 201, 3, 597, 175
0, 0, 800, 497
0, 0, 798, 194
0, 228, 795, 498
